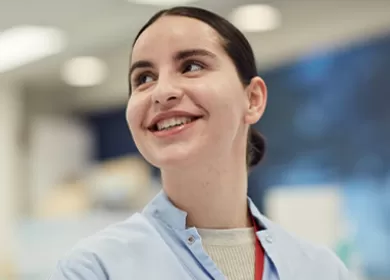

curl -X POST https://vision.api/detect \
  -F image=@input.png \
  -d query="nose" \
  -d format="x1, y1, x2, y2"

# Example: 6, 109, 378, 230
151, 77, 183, 108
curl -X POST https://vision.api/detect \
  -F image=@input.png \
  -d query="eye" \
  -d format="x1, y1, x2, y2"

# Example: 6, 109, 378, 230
182, 61, 204, 73
133, 73, 154, 87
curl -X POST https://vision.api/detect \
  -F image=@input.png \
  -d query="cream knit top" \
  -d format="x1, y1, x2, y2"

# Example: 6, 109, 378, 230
197, 227, 256, 280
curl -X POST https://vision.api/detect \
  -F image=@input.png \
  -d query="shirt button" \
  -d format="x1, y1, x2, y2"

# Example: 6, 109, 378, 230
265, 234, 273, 244
187, 235, 195, 245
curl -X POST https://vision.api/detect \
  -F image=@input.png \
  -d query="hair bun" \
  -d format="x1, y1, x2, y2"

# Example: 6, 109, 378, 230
247, 127, 266, 169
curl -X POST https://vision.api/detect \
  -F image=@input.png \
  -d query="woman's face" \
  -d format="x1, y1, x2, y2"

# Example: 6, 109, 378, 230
127, 16, 264, 169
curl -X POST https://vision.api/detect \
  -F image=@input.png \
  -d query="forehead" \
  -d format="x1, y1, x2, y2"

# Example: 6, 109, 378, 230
131, 16, 224, 60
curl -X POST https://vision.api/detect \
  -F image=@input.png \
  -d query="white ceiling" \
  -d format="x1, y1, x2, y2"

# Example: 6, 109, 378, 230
1, 0, 390, 111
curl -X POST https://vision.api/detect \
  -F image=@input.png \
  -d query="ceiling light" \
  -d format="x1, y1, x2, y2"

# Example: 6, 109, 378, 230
0, 25, 66, 73
128, 0, 199, 6
230, 4, 281, 32
61, 56, 108, 87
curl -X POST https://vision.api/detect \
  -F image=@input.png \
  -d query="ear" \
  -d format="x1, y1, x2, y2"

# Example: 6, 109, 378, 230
244, 76, 267, 125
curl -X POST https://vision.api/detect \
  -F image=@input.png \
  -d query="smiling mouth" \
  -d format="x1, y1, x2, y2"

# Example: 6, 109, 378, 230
149, 116, 201, 132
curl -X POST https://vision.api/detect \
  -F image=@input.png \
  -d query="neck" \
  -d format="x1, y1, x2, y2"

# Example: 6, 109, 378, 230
161, 155, 251, 229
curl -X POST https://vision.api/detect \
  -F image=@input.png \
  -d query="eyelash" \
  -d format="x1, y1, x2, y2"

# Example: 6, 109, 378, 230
132, 60, 205, 88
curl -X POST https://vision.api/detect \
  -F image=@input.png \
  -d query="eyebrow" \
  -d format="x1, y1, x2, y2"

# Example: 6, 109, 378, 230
174, 48, 216, 62
128, 48, 217, 79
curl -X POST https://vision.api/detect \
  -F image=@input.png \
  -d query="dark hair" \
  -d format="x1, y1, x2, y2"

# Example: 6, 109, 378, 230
130, 6, 266, 169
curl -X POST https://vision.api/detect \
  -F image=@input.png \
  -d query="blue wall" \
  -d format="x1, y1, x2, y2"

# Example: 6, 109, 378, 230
256, 35, 390, 186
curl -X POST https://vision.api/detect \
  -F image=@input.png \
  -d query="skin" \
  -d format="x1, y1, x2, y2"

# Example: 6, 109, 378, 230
127, 15, 267, 229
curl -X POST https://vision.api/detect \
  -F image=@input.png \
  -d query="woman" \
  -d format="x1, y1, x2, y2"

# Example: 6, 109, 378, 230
51, 6, 350, 280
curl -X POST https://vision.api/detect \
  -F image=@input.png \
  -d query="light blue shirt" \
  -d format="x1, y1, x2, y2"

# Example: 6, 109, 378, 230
50, 191, 351, 279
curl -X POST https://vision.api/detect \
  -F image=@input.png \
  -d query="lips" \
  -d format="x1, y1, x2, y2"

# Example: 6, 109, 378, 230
147, 111, 202, 132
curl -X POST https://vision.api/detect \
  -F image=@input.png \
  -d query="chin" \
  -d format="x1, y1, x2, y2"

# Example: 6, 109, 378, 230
152, 145, 199, 170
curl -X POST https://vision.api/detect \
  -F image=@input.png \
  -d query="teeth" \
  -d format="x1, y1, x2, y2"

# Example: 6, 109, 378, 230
156, 117, 192, 131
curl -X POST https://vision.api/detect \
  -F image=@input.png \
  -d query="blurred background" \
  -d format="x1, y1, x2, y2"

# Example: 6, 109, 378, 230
1, 0, 390, 279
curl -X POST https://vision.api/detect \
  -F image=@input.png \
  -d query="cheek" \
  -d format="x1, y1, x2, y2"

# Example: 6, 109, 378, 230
126, 97, 145, 134
190, 79, 233, 109
212, 80, 246, 115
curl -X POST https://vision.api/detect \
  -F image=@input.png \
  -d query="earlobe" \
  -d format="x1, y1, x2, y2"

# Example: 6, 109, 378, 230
244, 76, 267, 125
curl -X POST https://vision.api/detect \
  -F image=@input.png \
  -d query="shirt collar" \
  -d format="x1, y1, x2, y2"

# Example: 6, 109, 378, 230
248, 196, 270, 232
143, 190, 271, 232
143, 190, 304, 279
143, 190, 188, 230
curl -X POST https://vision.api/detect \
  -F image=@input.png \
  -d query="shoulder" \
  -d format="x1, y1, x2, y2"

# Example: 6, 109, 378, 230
49, 213, 158, 280
260, 215, 351, 279
294, 239, 351, 279
65, 212, 159, 257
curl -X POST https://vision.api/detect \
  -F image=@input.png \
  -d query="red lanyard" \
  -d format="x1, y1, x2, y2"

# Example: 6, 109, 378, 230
251, 215, 264, 280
